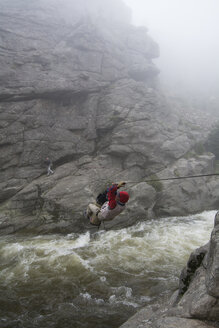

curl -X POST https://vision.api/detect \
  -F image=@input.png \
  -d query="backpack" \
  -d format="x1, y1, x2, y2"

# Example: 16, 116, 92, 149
96, 190, 108, 206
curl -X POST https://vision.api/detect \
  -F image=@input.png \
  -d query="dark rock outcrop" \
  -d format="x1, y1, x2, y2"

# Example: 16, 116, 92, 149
120, 211, 219, 328
0, 0, 219, 234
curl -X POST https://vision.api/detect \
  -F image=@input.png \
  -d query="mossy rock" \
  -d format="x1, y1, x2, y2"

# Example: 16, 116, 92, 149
147, 174, 163, 192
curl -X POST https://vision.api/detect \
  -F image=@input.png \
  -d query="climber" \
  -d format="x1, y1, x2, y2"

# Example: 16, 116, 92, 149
45, 157, 54, 176
85, 181, 129, 227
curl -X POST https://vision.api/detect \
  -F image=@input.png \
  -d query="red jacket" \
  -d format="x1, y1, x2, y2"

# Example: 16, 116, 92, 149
107, 184, 118, 209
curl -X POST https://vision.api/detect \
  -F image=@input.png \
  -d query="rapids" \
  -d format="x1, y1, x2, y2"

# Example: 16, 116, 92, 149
0, 210, 216, 328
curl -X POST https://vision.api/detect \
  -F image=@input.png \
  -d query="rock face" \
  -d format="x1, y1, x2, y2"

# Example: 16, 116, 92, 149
120, 211, 219, 328
0, 0, 219, 234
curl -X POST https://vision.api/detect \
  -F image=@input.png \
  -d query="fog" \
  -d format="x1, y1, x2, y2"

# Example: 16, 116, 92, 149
123, 0, 219, 103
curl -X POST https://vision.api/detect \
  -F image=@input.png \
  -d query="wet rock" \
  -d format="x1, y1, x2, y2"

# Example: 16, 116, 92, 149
206, 213, 219, 297
178, 245, 208, 296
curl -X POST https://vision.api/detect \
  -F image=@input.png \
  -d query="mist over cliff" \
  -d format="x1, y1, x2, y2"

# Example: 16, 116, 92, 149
123, 0, 219, 114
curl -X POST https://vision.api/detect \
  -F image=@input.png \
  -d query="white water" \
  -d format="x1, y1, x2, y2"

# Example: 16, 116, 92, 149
0, 210, 216, 328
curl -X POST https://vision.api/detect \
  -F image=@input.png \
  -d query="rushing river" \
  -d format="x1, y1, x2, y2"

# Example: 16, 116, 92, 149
0, 210, 216, 328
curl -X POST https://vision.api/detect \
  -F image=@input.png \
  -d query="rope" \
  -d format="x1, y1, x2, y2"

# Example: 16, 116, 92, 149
127, 173, 219, 184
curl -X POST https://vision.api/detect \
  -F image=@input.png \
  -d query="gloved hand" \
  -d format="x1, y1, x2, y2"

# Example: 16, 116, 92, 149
117, 181, 126, 188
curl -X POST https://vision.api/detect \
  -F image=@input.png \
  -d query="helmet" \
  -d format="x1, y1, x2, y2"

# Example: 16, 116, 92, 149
119, 191, 129, 203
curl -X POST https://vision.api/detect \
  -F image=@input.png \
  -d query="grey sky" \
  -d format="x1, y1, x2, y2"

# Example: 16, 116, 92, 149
123, 0, 219, 97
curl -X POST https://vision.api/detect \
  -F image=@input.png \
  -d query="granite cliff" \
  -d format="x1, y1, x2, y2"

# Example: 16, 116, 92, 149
0, 0, 219, 235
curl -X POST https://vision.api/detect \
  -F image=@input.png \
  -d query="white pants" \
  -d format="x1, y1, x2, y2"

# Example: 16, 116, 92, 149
86, 203, 101, 226
47, 165, 54, 175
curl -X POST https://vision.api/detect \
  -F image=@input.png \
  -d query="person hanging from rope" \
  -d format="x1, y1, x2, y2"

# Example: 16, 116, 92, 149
45, 157, 54, 176
85, 181, 129, 227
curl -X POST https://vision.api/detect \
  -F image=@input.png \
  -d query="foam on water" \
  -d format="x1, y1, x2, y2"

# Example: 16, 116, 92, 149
0, 210, 217, 328
85, 210, 216, 277
0, 211, 215, 281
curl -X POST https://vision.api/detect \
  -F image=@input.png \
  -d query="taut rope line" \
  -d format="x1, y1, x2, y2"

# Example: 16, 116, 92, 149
127, 173, 219, 184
